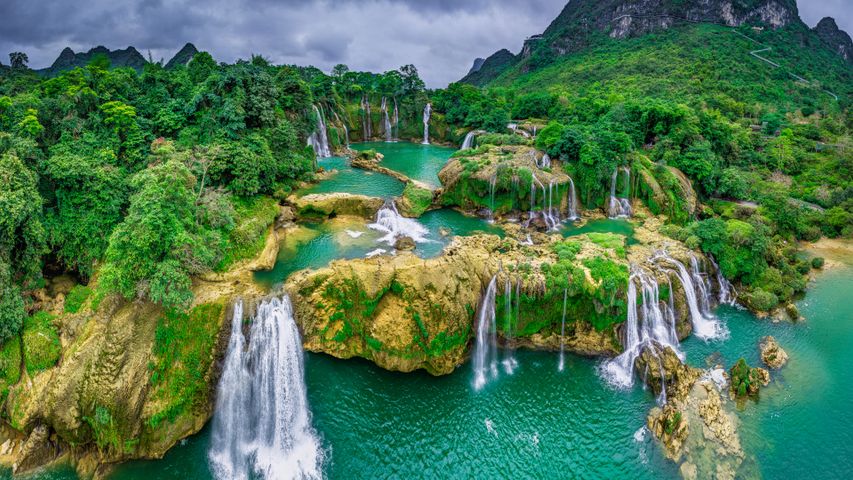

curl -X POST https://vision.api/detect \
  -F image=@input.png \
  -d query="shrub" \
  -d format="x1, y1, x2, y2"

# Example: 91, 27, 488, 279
749, 288, 779, 312
64, 285, 92, 313
811, 257, 825, 269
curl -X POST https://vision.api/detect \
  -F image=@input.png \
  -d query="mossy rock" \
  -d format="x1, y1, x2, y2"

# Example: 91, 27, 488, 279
22, 312, 61, 375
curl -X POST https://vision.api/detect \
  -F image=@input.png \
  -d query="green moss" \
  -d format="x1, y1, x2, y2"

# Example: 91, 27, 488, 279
730, 358, 762, 398
22, 312, 61, 374
216, 195, 279, 272
145, 302, 224, 429
0, 336, 22, 404
586, 232, 627, 258
402, 182, 433, 217
64, 285, 92, 313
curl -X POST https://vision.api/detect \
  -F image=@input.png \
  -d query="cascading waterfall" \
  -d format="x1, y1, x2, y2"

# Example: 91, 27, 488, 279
689, 254, 713, 316
603, 265, 684, 389
381, 97, 393, 142
368, 200, 430, 247
461, 131, 477, 150
567, 177, 579, 220
538, 153, 551, 169
309, 105, 331, 158
652, 251, 728, 341
473, 275, 499, 390
558, 288, 567, 372
501, 278, 518, 374
608, 168, 632, 218
209, 298, 323, 480
362, 95, 372, 139
421, 103, 432, 144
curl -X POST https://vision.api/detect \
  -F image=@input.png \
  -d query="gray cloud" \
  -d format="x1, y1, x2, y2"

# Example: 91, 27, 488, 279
0, 1, 849, 87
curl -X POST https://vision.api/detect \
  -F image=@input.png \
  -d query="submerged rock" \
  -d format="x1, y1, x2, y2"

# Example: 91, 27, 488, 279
759, 336, 789, 369
394, 236, 416, 251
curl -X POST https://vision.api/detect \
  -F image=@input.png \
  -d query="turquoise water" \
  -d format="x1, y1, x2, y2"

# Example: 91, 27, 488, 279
252, 209, 503, 289
104, 262, 853, 479
351, 142, 455, 187
562, 218, 638, 245
298, 156, 404, 197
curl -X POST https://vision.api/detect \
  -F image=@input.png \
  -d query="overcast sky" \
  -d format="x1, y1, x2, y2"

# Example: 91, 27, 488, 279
0, 0, 850, 87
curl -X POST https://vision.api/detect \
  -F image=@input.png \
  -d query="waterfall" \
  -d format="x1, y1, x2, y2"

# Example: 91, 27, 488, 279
567, 177, 579, 221
362, 96, 372, 139
461, 131, 477, 150
333, 111, 349, 147
501, 278, 518, 374
421, 103, 432, 145
603, 265, 685, 389
381, 97, 393, 142
392, 98, 399, 139
689, 254, 713, 316
608, 168, 632, 218
558, 288, 567, 372
310, 105, 331, 158
209, 298, 323, 480
545, 180, 560, 230
538, 153, 551, 169
709, 256, 737, 305
473, 275, 499, 390
487, 174, 497, 223
368, 200, 430, 247
652, 251, 728, 341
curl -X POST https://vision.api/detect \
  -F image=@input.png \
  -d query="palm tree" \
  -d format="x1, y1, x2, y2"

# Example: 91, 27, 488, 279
9, 52, 29, 69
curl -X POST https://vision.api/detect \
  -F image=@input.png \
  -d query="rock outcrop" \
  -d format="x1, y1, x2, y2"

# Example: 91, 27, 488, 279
814, 17, 853, 63
759, 335, 788, 369
288, 193, 384, 219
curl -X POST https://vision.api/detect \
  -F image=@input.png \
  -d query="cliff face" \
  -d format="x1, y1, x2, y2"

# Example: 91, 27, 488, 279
814, 17, 853, 63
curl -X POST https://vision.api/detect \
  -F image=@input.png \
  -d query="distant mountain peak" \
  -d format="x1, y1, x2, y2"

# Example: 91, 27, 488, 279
41, 45, 148, 76
165, 42, 199, 69
814, 17, 852, 63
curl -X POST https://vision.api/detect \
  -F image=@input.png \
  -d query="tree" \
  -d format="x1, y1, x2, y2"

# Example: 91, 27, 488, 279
9, 52, 28, 69
331, 64, 349, 80
398, 64, 425, 95
100, 143, 220, 310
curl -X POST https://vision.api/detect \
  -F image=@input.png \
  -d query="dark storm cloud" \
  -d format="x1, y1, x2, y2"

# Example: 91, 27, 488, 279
0, 1, 849, 87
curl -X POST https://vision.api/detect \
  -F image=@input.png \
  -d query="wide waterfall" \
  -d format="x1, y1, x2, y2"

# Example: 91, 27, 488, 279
368, 200, 431, 247
567, 177, 579, 221
473, 275, 499, 390
209, 298, 324, 480
422, 103, 431, 145
381, 97, 393, 142
603, 265, 684, 389
308, 105, 331, 158
362, 95, 372, 139
608, 168, 632, 218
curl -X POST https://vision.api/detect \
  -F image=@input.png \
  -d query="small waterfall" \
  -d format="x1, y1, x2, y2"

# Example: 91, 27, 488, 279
689, 254, 713, 316
538, 153, 551, 169
603, 265, 685, 389
608, 168, 632, 218
473, 275, 499, 390
368, 200, 430, 247
652, 251, 728, 341
545, 180, 560, 230
422, 103, 431, 145
709, 256, 737, 305
392, 98, 399, 139
333, 111, 349, 147
567, 177, 579, 220
558, 288, 567, 372
501, 278, 518, 374
361, 95, 372, 139
310, 105, 331, 158
487, 174, 497, 223
381, 97, 393, 142
209, 298, 323, 480
461, 131, 477, 150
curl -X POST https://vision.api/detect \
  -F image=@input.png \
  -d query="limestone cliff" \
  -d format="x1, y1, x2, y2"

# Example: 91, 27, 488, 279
813, 17, 853, 63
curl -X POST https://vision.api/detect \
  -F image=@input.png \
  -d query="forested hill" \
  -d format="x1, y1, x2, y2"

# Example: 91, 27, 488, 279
461, 0, 852, 87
